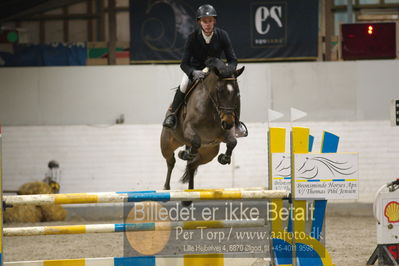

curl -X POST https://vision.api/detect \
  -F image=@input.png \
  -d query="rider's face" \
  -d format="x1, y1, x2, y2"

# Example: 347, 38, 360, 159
199, 16, 216, 35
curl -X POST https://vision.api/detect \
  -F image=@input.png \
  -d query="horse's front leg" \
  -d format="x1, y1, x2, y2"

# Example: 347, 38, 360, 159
218, 132, 237, 165
178, 123, 201, 161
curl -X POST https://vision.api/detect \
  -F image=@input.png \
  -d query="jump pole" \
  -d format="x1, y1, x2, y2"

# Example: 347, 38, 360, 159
4, 219, 266, 237
4, 190, 290, 206
4, 256, 268, 266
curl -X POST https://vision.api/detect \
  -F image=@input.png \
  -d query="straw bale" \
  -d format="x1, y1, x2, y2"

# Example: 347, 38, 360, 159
4, 205, 43, 223
40, 205, 67, 222
4, 181, 67, 223
18, 181, 53, 195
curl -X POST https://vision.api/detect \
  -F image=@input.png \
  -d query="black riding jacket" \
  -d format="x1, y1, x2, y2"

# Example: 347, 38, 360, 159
180, 27, 238, 78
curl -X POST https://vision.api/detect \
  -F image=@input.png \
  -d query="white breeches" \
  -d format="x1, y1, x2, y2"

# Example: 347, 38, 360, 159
179, 74, 190, 93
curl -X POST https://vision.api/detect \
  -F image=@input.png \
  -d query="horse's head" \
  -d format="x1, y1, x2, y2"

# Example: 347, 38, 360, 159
205, 58, 245, 130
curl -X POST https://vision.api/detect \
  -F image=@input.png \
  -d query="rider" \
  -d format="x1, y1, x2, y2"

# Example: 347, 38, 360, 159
162, 4, 248, 137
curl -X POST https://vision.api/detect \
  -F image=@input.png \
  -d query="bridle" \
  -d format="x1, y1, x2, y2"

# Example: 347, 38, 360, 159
202, 76, 238, 117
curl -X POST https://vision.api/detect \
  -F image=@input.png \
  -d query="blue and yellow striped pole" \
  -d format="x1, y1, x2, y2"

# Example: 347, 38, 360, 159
3, 256, 266, 266
4, 190, 290, 206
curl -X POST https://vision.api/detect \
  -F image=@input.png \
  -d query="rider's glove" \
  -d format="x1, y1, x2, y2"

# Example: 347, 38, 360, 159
192, 70, 206, 80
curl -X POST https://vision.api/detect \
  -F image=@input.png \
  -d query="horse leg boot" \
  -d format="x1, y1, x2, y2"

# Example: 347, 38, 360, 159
178, 140, 200, 162
234, 100, 248, 138
163, 88, 185, 129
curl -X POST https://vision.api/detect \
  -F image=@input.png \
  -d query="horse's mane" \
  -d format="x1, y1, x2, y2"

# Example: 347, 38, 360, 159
205, 57, 236, 78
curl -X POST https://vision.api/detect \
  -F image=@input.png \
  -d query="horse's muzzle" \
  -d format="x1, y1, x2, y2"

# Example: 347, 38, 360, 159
221, 113, 235, 130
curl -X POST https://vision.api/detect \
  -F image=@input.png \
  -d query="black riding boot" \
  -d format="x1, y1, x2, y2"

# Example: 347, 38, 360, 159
163, 89, 185, 128
235, 99, 248, 137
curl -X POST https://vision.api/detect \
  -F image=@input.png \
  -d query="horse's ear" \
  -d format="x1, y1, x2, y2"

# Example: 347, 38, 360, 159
234, 66, 245, 78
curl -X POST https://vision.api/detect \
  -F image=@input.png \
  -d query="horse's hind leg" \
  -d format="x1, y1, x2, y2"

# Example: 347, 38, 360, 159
180, 146, 219, 206
161, 129, 181, 190
180, 158, 201, 206
164, 155, 176, 190
181, 162, 198, 189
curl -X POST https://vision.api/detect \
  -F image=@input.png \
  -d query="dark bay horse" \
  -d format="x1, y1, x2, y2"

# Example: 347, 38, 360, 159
160, 58, 245, 193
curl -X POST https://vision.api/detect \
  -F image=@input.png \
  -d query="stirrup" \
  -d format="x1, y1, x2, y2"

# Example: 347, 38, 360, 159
163, 114, 177, 129
235, 121, 248, 138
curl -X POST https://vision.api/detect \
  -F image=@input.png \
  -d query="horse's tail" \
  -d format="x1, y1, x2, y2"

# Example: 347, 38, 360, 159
180, 165, 197, 184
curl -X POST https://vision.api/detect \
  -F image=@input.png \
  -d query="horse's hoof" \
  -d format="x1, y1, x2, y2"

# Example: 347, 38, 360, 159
178, 150, 196, 161
218, 154, 231, 165
182, 201, 192, 207
178, 150, 187, 160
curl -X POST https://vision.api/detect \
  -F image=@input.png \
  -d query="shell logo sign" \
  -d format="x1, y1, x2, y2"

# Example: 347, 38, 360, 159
384, 201, 399, 223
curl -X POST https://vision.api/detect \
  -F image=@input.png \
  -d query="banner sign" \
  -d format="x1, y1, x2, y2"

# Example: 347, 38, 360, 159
294, 153, 358, 200
271, 153, 291, 192
0, 43, 86, 66
130, 0, 319, 63
271, 153, 359, 200
377, 192, 399, 245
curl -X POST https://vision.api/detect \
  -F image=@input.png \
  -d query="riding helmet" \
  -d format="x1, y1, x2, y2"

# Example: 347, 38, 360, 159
196, 4, 217, 19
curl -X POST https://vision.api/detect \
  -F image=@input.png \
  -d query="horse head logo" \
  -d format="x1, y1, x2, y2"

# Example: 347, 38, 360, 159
296, 156, 357, 180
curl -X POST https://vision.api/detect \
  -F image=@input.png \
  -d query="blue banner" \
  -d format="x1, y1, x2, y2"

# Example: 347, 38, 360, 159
130, 0, 319, 63
0, 43, 87, 67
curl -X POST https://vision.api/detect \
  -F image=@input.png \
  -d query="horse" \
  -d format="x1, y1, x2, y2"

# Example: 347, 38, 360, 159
160, 57, 245, 197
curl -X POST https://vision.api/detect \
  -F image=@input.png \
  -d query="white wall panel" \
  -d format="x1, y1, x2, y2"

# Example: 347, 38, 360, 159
356, 60, 399, 120
2, 121, 399, 203
271, 61, 358, 120
1, 60, 398, 126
